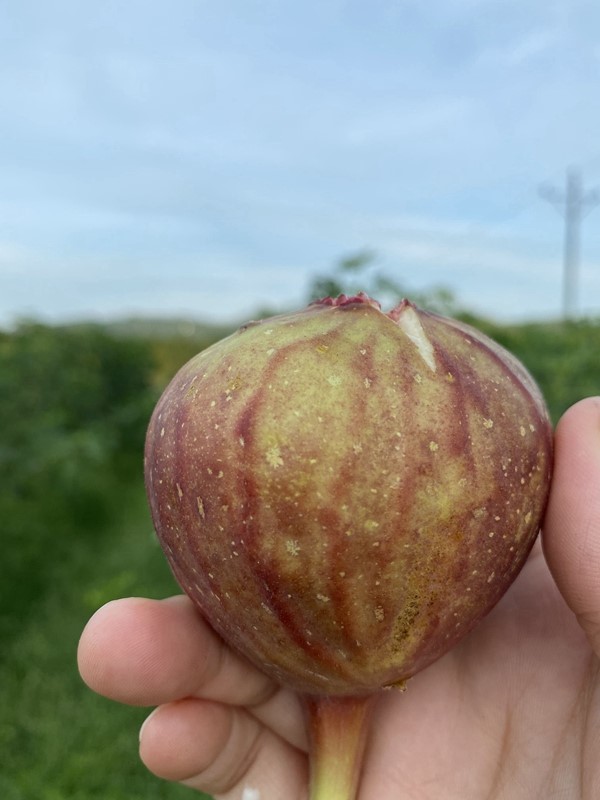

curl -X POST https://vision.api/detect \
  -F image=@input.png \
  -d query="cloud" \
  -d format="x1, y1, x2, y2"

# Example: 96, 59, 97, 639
1, 0, 600, 328
478, 28, 559, 67
343, 97, 472, 148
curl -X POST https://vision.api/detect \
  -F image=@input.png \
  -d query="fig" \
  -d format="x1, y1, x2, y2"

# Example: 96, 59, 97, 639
144, 294, 552, 800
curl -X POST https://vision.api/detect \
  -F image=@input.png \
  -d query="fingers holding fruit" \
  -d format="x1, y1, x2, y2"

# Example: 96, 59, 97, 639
78, 595, 311, 797
77, 595, 306, 750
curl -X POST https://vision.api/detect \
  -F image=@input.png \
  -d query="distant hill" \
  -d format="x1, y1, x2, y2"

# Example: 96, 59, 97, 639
99, 315, 237, 342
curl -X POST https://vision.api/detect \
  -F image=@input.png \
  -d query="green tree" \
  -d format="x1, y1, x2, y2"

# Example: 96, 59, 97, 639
308, 249, 457, 314
0, 322, 156, 642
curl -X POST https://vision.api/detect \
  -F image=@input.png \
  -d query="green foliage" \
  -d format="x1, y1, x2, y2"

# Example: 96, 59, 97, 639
0, 322, 157, 642
0, 319, 216, 800
1, 303, 598, 800
0, 477, 203, 800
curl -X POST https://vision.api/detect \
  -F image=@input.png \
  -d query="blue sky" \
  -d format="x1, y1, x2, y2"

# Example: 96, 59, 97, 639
1, 0, 600, 327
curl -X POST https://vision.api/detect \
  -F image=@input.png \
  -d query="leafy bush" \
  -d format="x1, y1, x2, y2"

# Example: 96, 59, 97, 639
0, 322, 157, 642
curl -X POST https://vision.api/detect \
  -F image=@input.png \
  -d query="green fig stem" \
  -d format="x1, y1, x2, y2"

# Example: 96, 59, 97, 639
304, 694, 378, 800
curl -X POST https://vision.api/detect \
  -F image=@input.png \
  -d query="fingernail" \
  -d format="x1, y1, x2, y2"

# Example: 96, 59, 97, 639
139, 707, 160, 742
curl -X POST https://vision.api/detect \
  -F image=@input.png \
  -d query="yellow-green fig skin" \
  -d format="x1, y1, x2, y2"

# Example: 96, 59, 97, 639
144, 296, 553, 696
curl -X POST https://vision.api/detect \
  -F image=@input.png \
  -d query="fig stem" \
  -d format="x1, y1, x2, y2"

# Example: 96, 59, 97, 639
304, 694, 377, 800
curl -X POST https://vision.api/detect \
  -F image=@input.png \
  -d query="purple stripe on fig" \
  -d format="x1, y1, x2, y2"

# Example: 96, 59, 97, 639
144, 293, 553, 800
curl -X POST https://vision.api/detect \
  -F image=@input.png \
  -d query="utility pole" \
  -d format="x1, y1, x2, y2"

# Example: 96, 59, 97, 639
540, 166, 600, 320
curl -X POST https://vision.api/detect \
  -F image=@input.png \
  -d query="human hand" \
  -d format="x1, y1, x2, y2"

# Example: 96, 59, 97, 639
78, 397, 600, 799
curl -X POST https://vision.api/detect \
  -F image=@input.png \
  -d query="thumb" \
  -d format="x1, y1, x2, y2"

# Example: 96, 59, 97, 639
543, 397, 600, 656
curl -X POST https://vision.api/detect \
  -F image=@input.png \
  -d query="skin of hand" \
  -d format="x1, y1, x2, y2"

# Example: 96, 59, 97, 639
78, 397, 600, 800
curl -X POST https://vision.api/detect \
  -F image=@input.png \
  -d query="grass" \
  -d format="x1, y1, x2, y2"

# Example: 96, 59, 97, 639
0, 477, 210, 800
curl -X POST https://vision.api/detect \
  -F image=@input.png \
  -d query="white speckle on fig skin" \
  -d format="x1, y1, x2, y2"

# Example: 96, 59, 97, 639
144, 296, 553, 696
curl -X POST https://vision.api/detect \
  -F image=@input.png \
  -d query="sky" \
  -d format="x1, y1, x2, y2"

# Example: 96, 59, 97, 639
1, 0, 600, 327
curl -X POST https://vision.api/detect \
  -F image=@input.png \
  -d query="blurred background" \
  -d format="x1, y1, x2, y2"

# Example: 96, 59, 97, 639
1, 2, 599, 799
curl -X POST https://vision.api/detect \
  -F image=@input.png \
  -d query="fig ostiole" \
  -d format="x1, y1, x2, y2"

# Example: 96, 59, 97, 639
144, 293, 553, 800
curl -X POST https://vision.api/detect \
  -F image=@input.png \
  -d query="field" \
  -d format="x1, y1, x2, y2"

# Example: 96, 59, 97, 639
1, 310, 599, 799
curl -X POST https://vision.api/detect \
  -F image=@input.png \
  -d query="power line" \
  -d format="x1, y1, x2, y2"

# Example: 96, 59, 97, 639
539, 166, 600, 320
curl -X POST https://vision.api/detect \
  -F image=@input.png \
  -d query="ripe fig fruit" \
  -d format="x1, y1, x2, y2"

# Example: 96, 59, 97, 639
144, 294, 553, 800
